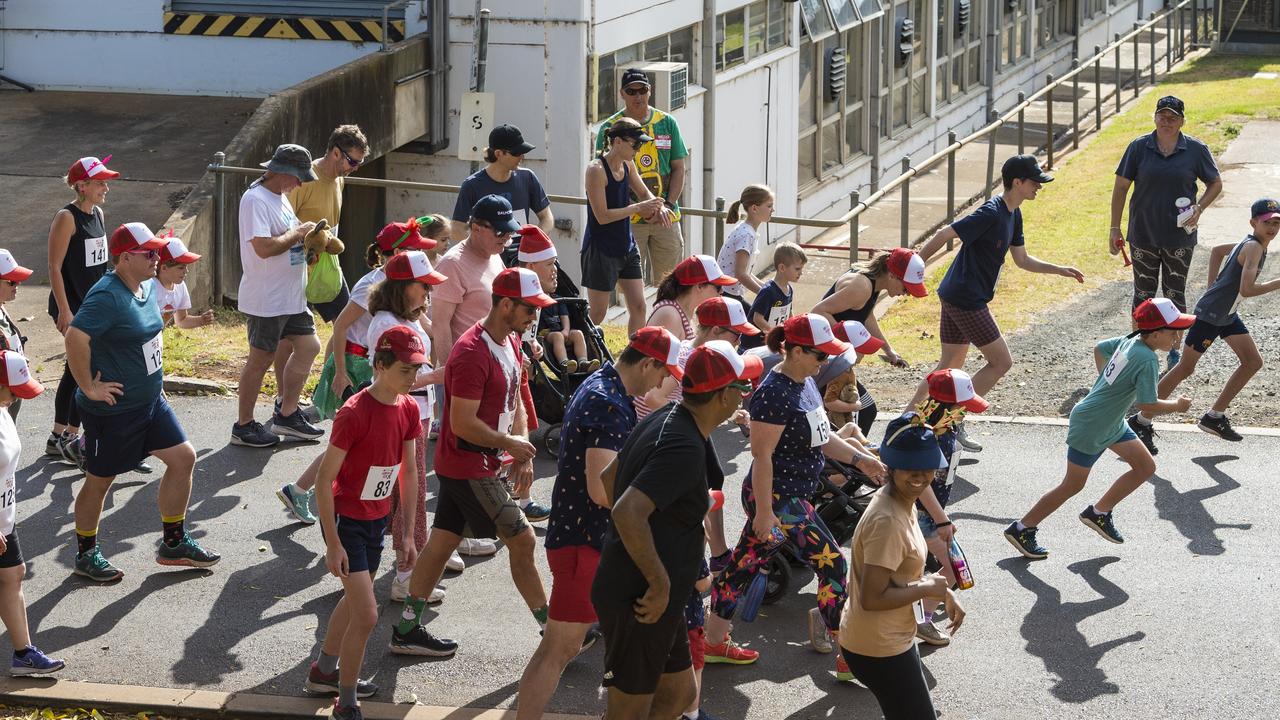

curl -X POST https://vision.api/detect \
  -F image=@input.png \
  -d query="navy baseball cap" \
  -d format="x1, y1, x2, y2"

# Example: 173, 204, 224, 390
620, 68, 651, 88
1251, 198, 1280, 221
470, 194, 522, 234
1001, 154, 1053, 185
1155, 95, 1185, 117
879, 414, 947, 471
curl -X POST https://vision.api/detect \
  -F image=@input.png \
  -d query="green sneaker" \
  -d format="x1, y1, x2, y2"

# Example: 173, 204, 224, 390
157, 532, 221, 568
74, 547, 124, 582
276, 484, 317, 524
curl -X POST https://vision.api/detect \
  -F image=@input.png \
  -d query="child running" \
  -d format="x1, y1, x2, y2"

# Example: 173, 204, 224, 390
152, 235, 213, 329
1128, 197, 1280, 451
742, 242, 805, 350
309, 326, 426, 719
1005, 299, 1193, 559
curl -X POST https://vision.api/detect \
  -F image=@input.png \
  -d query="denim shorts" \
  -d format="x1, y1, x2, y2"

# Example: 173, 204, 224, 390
1066, 427, 1138, 468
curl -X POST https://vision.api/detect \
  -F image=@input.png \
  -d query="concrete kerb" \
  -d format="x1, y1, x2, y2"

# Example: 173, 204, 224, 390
0, 677, 596, 720
963, 413, 1280, 437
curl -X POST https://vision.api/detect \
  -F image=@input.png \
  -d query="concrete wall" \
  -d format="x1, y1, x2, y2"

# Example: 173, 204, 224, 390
0, 0, 429, 96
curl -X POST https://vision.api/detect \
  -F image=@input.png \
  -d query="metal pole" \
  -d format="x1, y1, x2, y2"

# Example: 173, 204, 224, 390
1149, 14, 1157, 86
1115, 34, 1122, 114
1046, 73, 1055, 169
900, 156, 911, 248
849, 190, 861, 263
985, 109, 998, 200
702, 0, 717, 249
469, 8, 490, 175
1072, 59, 1080, 150
946, 131, 956, 251
1017, 91, 1026, 155
1094, 46, 1103, 130
714, 196, 726, 256
1192, 0, 1199, 46
212, 151, 225, 306
1133, 24, 1141, 97
1165, 9, 1173, 71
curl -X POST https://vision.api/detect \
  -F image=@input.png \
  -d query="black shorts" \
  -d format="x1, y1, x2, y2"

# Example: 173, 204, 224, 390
433, 474, 531, 541
581, 245, 643, 292
245, 311, 316, 353
310, 277, 351, 324
1184, 316, 1248, 354
320, 515, 387, 574
80, 394, 187, 478
596, 602, 691, 696
0, 532, 22, 569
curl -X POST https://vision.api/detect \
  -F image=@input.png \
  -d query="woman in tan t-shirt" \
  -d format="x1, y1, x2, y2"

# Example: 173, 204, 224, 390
838, 415, 966, 719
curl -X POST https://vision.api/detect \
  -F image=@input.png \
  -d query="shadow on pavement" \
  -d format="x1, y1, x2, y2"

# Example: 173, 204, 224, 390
998, 556, 1143, 703
1150, 454, 1251, 556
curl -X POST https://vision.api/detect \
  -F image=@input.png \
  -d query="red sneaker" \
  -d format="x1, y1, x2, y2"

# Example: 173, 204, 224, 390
704, 636, 760, 665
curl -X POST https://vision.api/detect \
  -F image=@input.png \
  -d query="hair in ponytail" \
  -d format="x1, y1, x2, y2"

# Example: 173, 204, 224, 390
366, 242, 392, 269
655, 271, 682, 302
765, 325, 786, 353
727, 183, 774, 224
854, 250, 892, 279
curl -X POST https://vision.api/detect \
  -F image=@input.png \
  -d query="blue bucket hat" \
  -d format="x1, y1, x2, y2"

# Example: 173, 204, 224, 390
879, 414, 947, 471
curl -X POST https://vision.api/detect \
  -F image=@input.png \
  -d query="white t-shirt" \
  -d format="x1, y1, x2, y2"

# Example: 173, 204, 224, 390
367, 310, 433, 421
346, 268, 386, 347
717, 223, 759, 297
151, 279, 192, 314
0, 410, 19, 536
237, 181, 306, 317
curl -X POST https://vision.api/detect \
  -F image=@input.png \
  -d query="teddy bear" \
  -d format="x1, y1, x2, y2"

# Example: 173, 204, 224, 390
303, 219, 344, 266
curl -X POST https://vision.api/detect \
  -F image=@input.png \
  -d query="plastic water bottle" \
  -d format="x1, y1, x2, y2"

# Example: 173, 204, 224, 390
948, 539, 974, 590
1176, 197, 1196, 234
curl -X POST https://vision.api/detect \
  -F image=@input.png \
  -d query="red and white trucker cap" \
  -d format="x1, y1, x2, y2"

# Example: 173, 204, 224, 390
0, 250, 33, 283
674, 254, 737, 287
517, 225, 557, 263
375, 325, 429, 365
628, 326, 685, 381
682, 340, 765, 393
887, 248, 928, 298
695, 296, 760, 336
109, 223, 165, 256
0, 350, 44, 399
1132, 298, 1195, 332
67, 155, 119, 185
783, 314, 850, 355
832, 320, 886, 355
385, 250, 448, 285
159, 237, 201, 265
492, 267, 556, 308
926, 368, 989, 413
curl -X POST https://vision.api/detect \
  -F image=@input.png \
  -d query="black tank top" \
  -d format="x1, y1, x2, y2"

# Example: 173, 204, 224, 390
583, 157, 634, 258
822, 270, 879, 323
48, 203, 109, 317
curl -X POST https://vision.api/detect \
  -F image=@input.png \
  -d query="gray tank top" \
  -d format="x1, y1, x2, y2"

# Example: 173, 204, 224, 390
1194, 235, 1266, 326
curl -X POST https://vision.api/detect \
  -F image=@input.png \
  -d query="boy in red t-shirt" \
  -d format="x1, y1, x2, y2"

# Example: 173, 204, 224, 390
309, 326, 437, 720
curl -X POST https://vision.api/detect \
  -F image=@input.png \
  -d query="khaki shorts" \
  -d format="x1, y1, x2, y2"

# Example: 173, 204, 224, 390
433, 473, 531, 540
632, 222, 685, 283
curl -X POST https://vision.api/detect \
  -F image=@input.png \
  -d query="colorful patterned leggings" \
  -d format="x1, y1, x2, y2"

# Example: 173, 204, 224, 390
710, 486, 848, 632
1130, 244, 1194, 311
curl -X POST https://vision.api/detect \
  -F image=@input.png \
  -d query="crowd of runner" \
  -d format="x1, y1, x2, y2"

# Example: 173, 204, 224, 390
0, 88, 1272, 720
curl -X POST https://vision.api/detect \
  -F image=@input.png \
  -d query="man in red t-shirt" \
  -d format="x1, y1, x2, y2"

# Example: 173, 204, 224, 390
393, 267, 556, 657
310, 326, 435, 720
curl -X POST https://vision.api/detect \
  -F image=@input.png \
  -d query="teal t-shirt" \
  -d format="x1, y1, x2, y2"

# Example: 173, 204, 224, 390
72, 272, 165, 415
1066, 336, 1159, 455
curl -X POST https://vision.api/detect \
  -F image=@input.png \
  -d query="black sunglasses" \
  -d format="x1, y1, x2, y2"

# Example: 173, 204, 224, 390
623, 86, 650, 96
338, 147, 364, 168
800, 346, 829, 362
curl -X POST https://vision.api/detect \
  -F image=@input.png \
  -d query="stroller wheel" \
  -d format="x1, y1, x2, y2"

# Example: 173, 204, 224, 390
544, 424, 562, 458
761, 555, 792, 606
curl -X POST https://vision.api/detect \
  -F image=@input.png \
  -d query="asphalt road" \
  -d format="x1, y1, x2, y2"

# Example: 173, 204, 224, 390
7, 395, 1276, 719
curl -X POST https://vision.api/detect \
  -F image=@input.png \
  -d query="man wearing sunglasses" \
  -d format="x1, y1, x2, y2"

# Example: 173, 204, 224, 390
595, 68, 689, 283
451, 124, 554, 244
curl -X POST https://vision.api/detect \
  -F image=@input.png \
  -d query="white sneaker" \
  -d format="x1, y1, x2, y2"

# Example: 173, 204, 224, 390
809, 607, 833, 653
428, 586, 446, 604
457, 538, 498, 556
391, 576, 410, 602
446, 550, 465, 573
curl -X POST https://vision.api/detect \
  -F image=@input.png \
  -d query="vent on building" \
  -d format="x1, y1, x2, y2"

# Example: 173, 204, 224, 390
956, 0, 971, 36
896, 17, 915, 67
826, 46, 848, 101
617, 62, 689, 111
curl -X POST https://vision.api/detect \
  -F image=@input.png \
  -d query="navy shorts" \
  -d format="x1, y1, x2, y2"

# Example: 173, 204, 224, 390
1066, 427, 1138, 469
322, 515, 389, 574
580, 245, 643, 292
1184, 316, 1248, 354
0, 532, 23, 569
80, 394, 187, 478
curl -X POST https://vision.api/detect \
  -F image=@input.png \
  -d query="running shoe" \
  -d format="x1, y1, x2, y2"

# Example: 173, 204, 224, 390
579, 625, 602, 656
808, 607, 833, 653
915, 620, 951, 647
390, 578, 445, 604
44, 434, 63, 459
1126, 414, 1159, 456
522, 501, 551, 523
1003, 523, 1049, 560
74, 547, 123, 582
389, 625, 458, 657
457, 538, 498, 556
954, 422, 983, 452
1079, 507, 1124, 544
1198, 413, 1243, 442
428, 418, 441, 441
704, 636, 759, 665
269, 409, 324, 441
303, 662, 378, 698
277, 484, 318, 524
10, 646, 65, 677
157, 532, 222, 568
445, 550, 465, 573
58, 434, 85, 469
332, 704, 363, 720
834, 651, 854, 683
231, 420, 280, 448
134, 460, 154, 475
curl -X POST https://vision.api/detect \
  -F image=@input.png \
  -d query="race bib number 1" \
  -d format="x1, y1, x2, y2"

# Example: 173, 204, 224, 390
360, 464, 400, 501
85, 236, 108, 267
143, 332, 163, 375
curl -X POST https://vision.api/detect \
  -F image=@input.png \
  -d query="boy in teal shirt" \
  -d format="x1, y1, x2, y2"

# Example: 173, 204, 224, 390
1005, 299, 1194, 559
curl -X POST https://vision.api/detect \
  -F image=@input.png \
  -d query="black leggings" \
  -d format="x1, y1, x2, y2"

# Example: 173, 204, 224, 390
54, 364, 81, 429
855, 381, 877, 437
841, 645, 936, 720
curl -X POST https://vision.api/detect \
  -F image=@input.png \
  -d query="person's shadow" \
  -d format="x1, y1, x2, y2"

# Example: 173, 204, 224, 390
1149, 455, 1251, 556
999, 556, 1144, 703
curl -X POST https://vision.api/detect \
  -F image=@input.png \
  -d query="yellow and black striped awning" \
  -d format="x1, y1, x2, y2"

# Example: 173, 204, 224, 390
162, 12, 404, 42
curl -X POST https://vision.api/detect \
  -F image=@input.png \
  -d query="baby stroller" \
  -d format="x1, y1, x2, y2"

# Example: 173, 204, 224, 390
501, 246, 613, 457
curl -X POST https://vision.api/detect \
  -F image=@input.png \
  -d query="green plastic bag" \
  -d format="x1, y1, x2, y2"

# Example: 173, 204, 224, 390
306, 252, 343, 304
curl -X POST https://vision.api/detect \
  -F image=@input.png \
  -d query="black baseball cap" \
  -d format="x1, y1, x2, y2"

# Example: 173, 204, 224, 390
1001, 154, 1054, 184
1155, 95, 1185, 117
606, 121, 654, 145
620, 68, 651, 88
1251, 198, 1280, 221
488, 124, 535, 155
470, 194, 522, 234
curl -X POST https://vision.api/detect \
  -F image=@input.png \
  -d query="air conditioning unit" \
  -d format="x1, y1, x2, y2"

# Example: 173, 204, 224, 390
618, 62, 689, 111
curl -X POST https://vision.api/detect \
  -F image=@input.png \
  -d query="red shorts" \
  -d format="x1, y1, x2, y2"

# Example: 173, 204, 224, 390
547, 545, 601, 624
688, 627, 706, 671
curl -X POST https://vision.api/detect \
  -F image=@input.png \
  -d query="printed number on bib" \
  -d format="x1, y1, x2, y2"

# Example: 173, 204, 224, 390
805, 407, 831, 447
767, 303, 792, 326
1101, 351, 1129, 386
143, 332, 163, 375
913, 600, 927, 624
289, 244, 305, 267
85, 236, 108, 267
498, 407, 514, 435
360, 464, 400, 501
0, 474, 14, 535
945, 445, 962, 486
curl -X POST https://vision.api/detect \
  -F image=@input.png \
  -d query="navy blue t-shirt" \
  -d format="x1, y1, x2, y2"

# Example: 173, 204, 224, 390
937, 196, 1024, 310
451, 167, 551, 224
72, 272, 165, 415
546, 364, 636, 550
742, 280, 793, 350
746, 370, 829, 499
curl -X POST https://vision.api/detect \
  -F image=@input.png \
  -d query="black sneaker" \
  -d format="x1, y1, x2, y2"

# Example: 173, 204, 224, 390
269, 409, 324, 441
389, 625, 458, 657
303, 661, 378, 698
1003, 522, 1049, 559
1079, 507, 1124, 544
1197, 413, 1243, 442
230, 420, 280, 448
578, 625, 602, 657
44, 434, 63, 458
332, 705, 364, 720
1126, 414, 1159, 456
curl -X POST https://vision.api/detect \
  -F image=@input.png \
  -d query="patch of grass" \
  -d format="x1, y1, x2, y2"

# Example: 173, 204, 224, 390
878, 53, 1280, 362
0, 706, 176, 720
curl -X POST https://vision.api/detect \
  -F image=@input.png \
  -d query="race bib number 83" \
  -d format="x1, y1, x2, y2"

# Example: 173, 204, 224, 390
361, 464, 400, 501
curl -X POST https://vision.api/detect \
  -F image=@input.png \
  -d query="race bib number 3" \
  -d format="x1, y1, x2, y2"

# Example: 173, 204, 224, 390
85, 236, 108, 267
1101, 351, 1129, 386
143, 332, 163, 375
360, 464, 400, 501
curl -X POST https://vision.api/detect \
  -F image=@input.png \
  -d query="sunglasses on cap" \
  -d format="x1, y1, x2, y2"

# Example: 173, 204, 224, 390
800, 346, 829, 362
